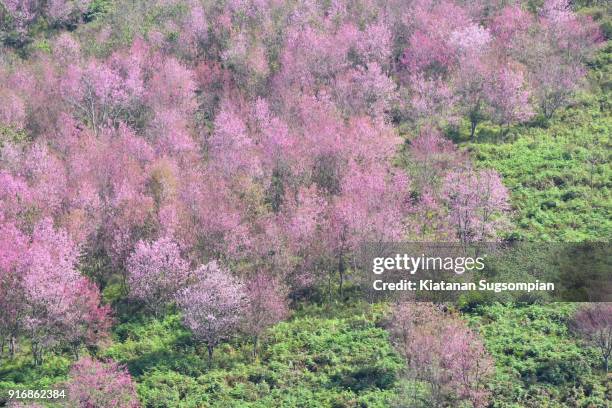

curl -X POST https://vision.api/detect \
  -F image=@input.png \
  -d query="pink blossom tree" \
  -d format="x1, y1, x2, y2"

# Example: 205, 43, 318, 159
388, 302, 494, 407
333, 62, 397, 120
452, 52, 490, 140
513, 1, 602, 119
400, 1, 468, 76
443, 320, 494, 407
176, 261, 247, 363
485, 65, 534, 131
62, 278, 112, 358
529, 58, 586, 119
242, 272, 289, 357
2, 0, 92, 46
60, 45, 145, 134
22, 219, 110, 364
1, 0, 38, 41
66, 356, 140, 408
406, 129, 466, 241
572, 303, 612, 372
0, 215, 28, 357
22, 218, 83, 364
442, 168, 510, 244
408, 128, 464, 190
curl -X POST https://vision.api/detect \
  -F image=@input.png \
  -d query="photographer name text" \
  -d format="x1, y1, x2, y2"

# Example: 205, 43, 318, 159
372, 279, 555, 293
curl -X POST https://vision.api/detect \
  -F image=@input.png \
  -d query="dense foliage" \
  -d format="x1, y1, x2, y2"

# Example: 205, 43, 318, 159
0, 0, 610, 407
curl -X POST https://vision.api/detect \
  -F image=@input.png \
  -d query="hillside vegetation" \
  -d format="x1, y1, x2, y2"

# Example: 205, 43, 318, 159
0, 0, 610, 407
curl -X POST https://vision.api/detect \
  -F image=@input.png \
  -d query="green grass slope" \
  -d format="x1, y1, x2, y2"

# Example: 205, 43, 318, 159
468, 43, 611, 241
101, 304, 402, 408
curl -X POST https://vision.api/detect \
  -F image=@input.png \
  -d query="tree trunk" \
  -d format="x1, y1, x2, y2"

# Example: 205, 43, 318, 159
252, 336, 258, 359
9, 336, 16, 359
500, 123, 509, 140
470, 119, 478, 140
32, 343, 43, 366
327, 273, 333, 303
338, 256, 345, 300
207, 345, 214, 367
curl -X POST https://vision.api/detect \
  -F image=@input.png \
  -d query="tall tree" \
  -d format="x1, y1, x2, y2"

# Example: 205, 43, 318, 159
242, 272, 289, 357
572, 303, 612, 372
176, 261, 247, 363
388, 302, 494, 407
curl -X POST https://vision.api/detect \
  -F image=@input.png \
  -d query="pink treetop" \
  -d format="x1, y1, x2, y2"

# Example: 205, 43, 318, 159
278, 24, 352, 91
253, 98, 294, 165
449, 24, 491, 56
107, 42, 146, 101
2, 0, 38, 34
409, 128, 461, 170
48, 120, 156, 260
0, 214, 26, 272
540, 0, 574, 24
406, 129, 466, 240
23, 218, 82, 308
403, 29, 454, 75
145, 56, 195, 114
46, 0, 92, 25
53, 33, 82, 65
332, 162, 408, 251
181, 0, 208, 52
529, 56, 586, 119
61, 52, 144, 132
174, 168, 247, 257
490, 5, 533, 47
210, 101, 261, 177
401, 0, 470, 74
0, 171, 33, 221
442, 319, 495, 408
356, 21, 393, 66
333, 62, 397, 120
127, 236, 190, 315
23, 143, 68, 216
552, 16, 602, 62
66, 356, 140, 408
451, 50, 490, 138
282, 186, 327, 253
